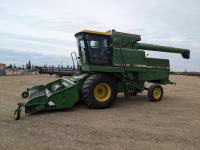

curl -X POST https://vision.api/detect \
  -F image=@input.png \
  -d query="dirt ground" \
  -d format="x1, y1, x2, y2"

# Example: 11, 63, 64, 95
0, 75, 200, 150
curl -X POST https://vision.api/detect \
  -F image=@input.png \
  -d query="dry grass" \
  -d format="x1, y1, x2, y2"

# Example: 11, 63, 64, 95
0, 75, 200, 150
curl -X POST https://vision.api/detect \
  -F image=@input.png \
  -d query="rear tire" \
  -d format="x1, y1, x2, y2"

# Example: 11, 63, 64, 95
82, 74, 117, 109
148, 84, 163, 102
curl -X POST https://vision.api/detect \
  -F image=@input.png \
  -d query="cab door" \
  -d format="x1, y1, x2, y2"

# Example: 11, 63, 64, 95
86, 34, 112, 65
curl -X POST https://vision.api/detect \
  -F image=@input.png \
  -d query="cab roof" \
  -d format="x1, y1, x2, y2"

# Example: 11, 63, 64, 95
75, 30, 111, 37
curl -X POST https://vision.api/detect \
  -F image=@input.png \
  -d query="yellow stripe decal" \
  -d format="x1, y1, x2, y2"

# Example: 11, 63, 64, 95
114, 64, 169, 69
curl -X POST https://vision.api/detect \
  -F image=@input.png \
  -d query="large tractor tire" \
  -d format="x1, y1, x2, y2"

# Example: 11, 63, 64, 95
148, 84, 163, 102
82, 74, 117, 109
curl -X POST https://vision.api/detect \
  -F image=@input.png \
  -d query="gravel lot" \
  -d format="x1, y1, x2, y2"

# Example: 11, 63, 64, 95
0, 75, 200, 150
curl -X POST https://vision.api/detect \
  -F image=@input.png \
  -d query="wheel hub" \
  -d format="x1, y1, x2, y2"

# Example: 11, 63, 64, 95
153, 88, 161, 100
94, 83, 111, 102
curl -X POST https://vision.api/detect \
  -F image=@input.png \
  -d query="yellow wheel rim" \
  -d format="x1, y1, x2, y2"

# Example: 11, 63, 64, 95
94, 83, 111, 102
153, 88, 161, 100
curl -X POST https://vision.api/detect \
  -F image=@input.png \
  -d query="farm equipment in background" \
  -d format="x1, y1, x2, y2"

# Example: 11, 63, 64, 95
14, 30, 190, 120
38, 67, 77, 77
38, 52, 80, 77
170, 71, 200, 77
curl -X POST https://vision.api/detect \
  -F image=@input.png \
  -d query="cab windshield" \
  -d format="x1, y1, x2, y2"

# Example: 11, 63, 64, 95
86, 34, 112, 65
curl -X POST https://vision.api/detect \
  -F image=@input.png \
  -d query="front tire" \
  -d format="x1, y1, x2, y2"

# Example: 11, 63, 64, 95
82, 74, 117, 109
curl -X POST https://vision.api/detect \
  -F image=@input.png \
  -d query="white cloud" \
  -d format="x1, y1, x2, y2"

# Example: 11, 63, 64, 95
0, 0, 199, 71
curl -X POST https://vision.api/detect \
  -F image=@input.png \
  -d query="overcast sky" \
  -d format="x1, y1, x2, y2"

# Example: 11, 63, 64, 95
0, 0, 199, 71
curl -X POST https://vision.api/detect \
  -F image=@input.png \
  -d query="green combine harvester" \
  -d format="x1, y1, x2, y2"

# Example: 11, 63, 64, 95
14, 30, 190, 120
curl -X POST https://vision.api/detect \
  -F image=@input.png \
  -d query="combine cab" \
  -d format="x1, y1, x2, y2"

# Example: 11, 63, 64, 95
14, 30, 190, 120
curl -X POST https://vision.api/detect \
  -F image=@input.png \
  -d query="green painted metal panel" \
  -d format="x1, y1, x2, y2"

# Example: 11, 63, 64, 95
145, 58, 169, 68
112, 48, 145, 65
81, 64, 125, 72
48, 85, 79, 109
122, 49, 145, 65
138, 68, 170, 81
112, 31, 141, 49
112, 48, 124, 65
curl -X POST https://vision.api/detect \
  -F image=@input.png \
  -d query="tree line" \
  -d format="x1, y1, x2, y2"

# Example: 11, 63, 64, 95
6, 60, 75, 70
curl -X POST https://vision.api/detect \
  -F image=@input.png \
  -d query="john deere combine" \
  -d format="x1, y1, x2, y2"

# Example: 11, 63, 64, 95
14, 30, 190, 120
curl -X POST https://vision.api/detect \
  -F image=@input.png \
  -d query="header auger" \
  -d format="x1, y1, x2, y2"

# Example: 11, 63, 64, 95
14, 30, 190, 120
